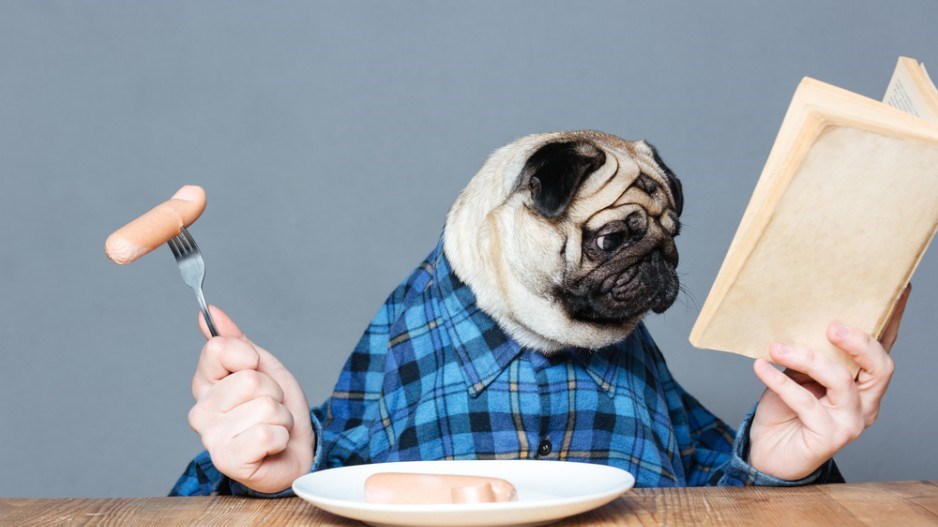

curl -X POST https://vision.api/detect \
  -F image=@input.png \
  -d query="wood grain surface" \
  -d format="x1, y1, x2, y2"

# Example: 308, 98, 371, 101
2, 481, 936, 526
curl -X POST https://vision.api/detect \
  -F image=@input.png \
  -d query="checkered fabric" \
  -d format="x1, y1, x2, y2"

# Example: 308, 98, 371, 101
171, 237, 841, 496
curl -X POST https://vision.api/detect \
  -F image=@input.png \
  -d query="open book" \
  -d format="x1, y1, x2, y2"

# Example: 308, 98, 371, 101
690, 57, 938, 373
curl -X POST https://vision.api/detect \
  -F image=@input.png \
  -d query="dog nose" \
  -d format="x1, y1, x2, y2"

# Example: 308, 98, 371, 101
626, 210, 648, 240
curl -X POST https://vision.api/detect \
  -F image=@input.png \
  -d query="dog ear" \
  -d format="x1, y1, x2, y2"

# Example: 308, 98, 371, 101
644, 142, 683, 216
522, 140, 606, 218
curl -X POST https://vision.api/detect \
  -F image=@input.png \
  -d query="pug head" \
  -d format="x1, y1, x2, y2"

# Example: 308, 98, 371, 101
443, 130, 683, 352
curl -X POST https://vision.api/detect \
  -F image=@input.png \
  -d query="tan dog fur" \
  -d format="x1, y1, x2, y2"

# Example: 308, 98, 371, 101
443, 130, 682, 352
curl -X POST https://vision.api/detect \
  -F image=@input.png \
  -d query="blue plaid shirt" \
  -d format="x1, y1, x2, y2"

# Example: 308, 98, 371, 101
171, 238, 841, 496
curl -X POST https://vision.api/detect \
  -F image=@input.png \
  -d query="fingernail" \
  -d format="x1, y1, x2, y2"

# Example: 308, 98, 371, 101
833, 322, 849, 338
773, 343, 791, 355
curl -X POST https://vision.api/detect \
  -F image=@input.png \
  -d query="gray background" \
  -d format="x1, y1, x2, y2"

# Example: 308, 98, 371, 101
1, 1, 936, 498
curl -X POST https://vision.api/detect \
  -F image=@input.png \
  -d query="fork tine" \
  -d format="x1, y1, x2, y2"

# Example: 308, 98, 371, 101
173, 231, 193, 255
177, 234, 190, 255
176, 234, 190, 254
167, 226, 219, 337
181, 226, 199, 251
168, 236, 182, 258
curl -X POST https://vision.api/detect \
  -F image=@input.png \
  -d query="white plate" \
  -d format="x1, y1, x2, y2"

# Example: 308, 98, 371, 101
292, 459, 635, 527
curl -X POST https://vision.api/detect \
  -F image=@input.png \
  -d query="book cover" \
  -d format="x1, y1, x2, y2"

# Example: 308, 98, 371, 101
690, 58, 938, 373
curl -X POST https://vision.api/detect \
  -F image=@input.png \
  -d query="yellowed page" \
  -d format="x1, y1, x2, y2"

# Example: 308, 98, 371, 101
691, 76, 938, 351
693, 127, 938, 372
884, 57, 938, 122
691, 59, 938, 373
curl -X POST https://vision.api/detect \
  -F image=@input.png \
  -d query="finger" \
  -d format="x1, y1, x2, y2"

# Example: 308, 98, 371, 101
199, 305, 245, 340
199, 396, 295, 448
753, 358, 831, 433
783, 369, 814, 384
827, 323, 895, 415
192, 337, 261, 399
777, 369, 827, 399
769, 344, 860, 412
827, 322, 894, 382
879, 284, 911, 353
200, 369, 285, 414
226, 396, 295, 432
212, 424, 291, 480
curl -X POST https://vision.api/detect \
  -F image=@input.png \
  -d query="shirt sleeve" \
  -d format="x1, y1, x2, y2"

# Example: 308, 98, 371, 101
681, 390, 844, 486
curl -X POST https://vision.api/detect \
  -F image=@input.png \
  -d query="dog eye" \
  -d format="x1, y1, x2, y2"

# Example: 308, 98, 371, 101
596, 233, 624, 252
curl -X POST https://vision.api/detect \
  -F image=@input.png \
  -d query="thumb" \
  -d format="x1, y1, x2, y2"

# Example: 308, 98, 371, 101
198, 305, 245, 340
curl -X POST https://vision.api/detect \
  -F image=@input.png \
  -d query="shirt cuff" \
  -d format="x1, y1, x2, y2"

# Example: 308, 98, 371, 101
722, 404, 840, 486
228, 411, 326, 498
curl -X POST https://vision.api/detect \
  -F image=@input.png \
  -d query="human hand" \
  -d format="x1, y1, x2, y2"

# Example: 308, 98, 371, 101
748, 285, 910, 481
187, 306, 314, 494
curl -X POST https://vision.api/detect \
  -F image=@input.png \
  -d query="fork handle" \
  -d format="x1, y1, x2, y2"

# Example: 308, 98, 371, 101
195, 289, 219, 337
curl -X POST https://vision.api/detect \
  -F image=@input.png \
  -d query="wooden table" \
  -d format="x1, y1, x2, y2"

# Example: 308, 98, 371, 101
2, 481, 937, 526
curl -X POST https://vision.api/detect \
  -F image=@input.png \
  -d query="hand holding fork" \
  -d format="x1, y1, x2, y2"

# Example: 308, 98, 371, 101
168, 225, 315, 494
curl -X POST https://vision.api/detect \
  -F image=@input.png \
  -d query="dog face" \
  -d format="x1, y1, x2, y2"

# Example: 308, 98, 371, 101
444, 130, 683, 352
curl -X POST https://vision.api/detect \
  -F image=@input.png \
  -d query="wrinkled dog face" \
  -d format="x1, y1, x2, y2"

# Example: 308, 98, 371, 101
444, 131, 683, 352
532, 140, 682, 326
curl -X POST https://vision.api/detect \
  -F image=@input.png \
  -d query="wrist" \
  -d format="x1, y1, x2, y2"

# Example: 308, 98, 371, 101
727, 403, 831, 486
748, 441, 821, 481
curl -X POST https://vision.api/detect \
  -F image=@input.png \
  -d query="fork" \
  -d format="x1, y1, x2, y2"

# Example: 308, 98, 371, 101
168, 226, 219, 337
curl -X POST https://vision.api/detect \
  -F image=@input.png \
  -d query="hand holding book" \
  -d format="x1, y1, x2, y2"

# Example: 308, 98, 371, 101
692, 57, 936, 480
748, 285, 910, 480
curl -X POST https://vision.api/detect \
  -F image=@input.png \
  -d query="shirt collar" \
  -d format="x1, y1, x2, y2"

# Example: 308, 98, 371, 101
429, 236, 625, 398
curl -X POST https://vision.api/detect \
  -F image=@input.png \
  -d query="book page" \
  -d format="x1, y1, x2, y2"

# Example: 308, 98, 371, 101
691, 59, 938, 373
694, 127, 938, 373
884, 58, 938, 122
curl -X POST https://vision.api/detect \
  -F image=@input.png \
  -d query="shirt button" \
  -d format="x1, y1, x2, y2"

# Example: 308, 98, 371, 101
537, 439, 552, 457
